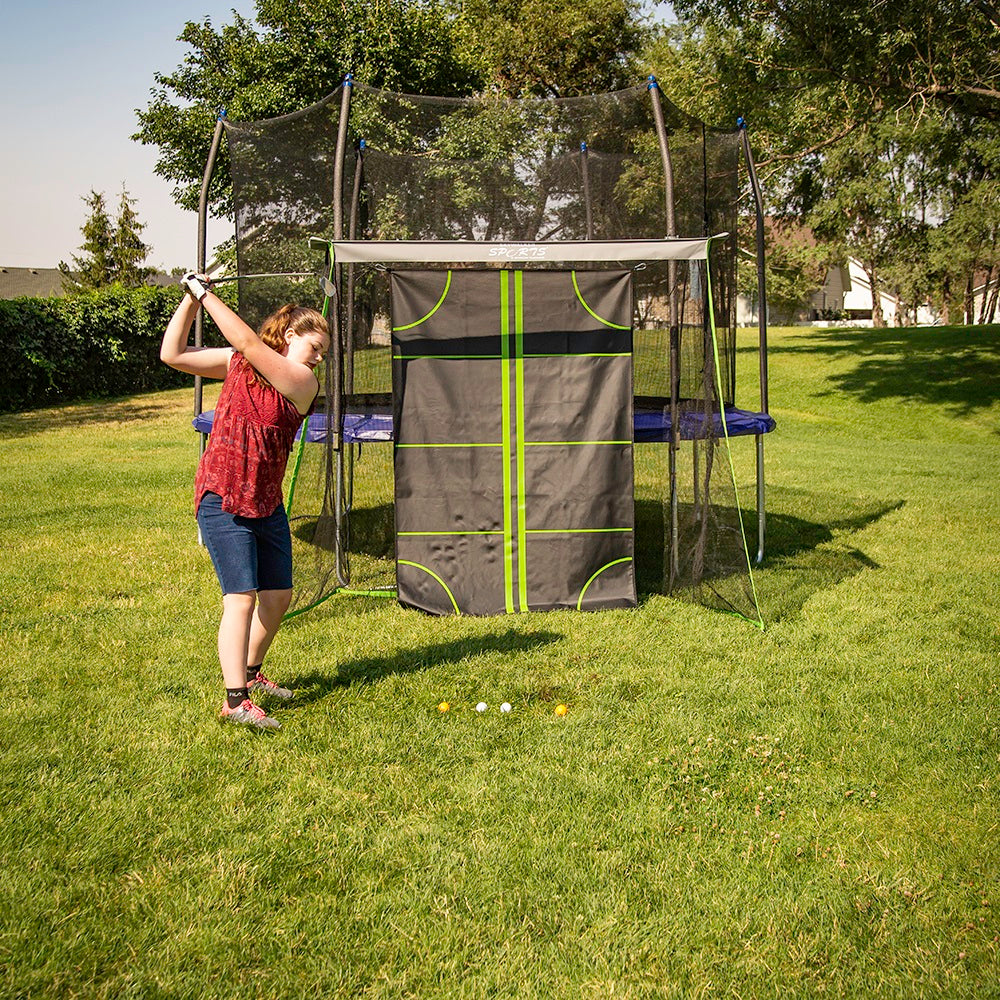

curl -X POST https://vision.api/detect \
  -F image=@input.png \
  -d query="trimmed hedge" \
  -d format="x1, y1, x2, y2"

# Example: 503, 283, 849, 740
0, 285, 203, 413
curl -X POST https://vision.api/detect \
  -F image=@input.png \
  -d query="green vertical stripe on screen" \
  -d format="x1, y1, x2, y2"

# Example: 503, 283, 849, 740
514, 270, 528, 612
704, 237, 764, 630
500, 272, 515, 613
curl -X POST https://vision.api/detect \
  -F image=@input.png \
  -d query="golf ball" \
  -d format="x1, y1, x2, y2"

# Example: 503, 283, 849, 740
500, 702, 512, 713
476, 702, 488, 713
438, 702, 450, 713
555, 703, 568, 716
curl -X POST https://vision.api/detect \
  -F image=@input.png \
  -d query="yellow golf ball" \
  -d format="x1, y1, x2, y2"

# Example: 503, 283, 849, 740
555, 703, 568, 716
438, 701, 450, 713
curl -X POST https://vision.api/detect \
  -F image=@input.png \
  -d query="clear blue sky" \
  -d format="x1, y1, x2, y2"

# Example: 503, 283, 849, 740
0, 1, 257, 270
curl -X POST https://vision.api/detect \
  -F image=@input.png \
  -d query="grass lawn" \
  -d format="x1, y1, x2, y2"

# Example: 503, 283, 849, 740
1, 323, 998, 998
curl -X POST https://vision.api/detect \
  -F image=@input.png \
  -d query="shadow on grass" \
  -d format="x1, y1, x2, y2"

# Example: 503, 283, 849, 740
292, 504, 394, 558
288, 629, 562, 701
754, 487, 904, 620
0, 396, 179, 439
295, 489, 903, 625
634, 491, 903, 619
760, 324, 1000, 416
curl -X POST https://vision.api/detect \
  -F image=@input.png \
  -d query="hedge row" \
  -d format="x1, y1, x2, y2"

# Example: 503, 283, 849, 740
0, 285, 204, 413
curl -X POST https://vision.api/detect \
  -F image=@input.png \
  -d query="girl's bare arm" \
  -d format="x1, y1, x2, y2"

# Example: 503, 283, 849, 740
159, 294, 233, 379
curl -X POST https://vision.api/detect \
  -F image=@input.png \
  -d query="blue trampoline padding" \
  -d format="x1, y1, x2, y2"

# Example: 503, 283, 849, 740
193, 405, 774, 443
633, 405, 776, 442
192, 409, 394, 443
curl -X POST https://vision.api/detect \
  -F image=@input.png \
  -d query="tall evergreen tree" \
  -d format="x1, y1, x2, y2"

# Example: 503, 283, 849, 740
60, 186, 153, 291
112, 186, 154, 287
60, 190, 115, 291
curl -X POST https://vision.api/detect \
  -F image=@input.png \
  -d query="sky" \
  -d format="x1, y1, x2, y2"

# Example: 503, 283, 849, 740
0, 1, 258, 271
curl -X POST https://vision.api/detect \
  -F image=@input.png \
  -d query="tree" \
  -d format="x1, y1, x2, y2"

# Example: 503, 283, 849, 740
112, 187, 154, 287
133, 0, 650, 218
644, 14, 1000, 326
60, 186, 153, 291
453, 0, 645, 97
133, 1, 479, 218
668, 0, 1000, 125
60, 190, 115, 290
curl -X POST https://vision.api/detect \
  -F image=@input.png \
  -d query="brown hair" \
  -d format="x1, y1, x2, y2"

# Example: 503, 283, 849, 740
237, 304, 329, 386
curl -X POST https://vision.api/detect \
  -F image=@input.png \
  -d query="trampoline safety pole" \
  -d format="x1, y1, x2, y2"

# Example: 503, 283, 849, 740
648, 76, 680, 589
194, 110, 225, 545
332, 74, 353, 587
739, 117, 769, 564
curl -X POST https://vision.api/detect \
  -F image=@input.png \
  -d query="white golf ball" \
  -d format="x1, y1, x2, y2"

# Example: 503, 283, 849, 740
476, 702, 488, 713
500, 702, 512, 713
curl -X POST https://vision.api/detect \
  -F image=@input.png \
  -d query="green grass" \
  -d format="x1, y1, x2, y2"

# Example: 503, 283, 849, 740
2, 324, 999, 998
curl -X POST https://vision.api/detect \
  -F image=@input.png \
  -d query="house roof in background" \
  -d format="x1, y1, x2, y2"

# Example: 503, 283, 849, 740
0, 266, 66, 298
0, 267, 177, 299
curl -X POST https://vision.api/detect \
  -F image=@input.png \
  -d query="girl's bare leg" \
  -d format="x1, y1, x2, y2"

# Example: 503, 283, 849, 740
219, 591, 256, 689
247, 588, 293, 669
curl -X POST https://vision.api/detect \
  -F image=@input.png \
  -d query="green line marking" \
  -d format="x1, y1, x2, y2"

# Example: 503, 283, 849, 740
571, 271, 630, 330
398, 530, 502, 536
396, 442, 501, 448
576, 557, 633, 611
526, 528, 632, 534
398, 560, 461, 615
524, 440, 631, 447
524, 352, 631, 358
500, 272, 515, 613
704, 237, 764, 630
514, 270, 528, 612
392, 271, 452, 331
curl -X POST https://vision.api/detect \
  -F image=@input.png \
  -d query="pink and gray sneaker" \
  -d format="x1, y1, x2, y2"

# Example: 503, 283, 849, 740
219, 698, 281, 729
248, 672, 294, 701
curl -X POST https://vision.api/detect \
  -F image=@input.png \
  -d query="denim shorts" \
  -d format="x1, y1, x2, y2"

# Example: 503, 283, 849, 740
196, 492, 293, 594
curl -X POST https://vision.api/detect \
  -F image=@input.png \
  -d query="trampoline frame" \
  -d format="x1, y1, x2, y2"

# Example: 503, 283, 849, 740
191, 77, 774, 602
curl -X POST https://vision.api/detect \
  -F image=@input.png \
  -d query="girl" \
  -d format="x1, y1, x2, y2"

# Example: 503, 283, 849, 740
161, 273, 330, 729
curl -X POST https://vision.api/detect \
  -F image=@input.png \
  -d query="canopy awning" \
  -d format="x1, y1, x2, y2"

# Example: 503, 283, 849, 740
308, 235, 727, 264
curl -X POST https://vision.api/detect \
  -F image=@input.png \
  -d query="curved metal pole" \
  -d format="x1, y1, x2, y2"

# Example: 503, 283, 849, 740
739, 118, 769, 565
194, 111, 226, 433
345, 139, 365, 395
648, 76, 680, 590
739, 120, 768, 414
331, 76, 354, 587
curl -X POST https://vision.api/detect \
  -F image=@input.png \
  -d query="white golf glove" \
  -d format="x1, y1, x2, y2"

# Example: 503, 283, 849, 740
182, 272, 212, 302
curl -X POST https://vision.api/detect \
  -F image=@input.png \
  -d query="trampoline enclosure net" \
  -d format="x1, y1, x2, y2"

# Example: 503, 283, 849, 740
223, 82, 758, 622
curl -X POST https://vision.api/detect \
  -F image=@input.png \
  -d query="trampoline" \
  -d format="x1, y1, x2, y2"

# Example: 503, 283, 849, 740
188, 77, 776, 623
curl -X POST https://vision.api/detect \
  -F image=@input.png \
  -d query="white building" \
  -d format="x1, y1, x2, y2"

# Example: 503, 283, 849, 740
737, 257, 939, 327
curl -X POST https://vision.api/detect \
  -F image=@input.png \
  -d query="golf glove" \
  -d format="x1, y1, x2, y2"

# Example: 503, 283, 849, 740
182, 272, 212, 302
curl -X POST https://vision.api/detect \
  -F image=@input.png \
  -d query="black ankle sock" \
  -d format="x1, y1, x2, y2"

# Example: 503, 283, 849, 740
246, 664, 263, 683
226, 687, 249, 709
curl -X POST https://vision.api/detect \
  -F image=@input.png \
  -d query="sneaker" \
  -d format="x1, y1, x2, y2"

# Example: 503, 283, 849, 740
248, 672, 294, 701
219, 698, 281, 730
